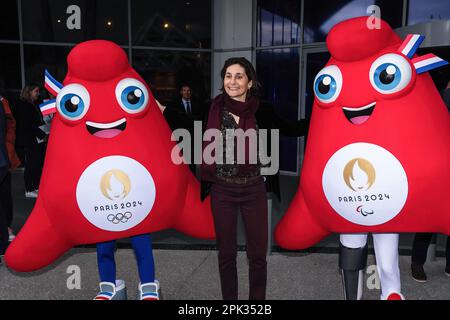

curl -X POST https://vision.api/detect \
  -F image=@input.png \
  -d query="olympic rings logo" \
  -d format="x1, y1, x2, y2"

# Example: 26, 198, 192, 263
107, 212, 133, 224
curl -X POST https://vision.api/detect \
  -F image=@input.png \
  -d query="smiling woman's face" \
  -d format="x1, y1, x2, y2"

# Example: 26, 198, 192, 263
223, 64, 253, 102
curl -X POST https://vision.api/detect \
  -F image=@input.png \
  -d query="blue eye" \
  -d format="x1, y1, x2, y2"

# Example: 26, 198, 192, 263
313, 65, 343, 104
373, 63, 401, 91
315, 75, 337, 100
56, 84, 90, 121
370, 54, 412, 94
60, 94, 85, 118
120, 86, 145, 111
115, 78, 149, 114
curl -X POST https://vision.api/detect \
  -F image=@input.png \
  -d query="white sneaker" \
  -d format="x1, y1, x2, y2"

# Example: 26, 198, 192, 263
25, 190, 38, 198
94, 280, 127, 300
8, 228, 15, 242
138, 280, 160, 300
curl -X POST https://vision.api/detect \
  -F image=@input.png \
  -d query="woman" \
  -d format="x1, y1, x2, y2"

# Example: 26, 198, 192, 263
13, 84, 46, 198
0, 95, 21, 241
202, 57, 268, 300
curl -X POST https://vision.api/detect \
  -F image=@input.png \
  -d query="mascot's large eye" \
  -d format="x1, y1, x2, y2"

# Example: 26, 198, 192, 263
115, 78, 149, 114
369, 53, 412, 94
313, 65, 343, 104
56, 84, 90, 121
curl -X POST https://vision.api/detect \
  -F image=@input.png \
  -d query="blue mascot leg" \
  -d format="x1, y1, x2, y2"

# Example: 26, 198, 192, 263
94, 240, 127, 300
131, 234, 155, 283
96, 240, 117, 283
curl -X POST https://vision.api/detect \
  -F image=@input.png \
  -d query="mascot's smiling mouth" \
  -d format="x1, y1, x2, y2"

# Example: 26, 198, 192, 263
342, 102, 376, 125
86, 118, 127, 138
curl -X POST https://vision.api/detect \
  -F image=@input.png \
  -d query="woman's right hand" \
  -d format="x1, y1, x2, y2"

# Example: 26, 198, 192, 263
155, 99, 166, 113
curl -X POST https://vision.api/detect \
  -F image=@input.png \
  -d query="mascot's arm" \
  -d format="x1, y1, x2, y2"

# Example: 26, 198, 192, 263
5, 197, 72, 272
173, 173, 216, 240
275, 189, 329, 250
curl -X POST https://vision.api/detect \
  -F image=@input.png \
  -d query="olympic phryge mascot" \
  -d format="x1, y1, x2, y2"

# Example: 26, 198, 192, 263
5, 40, 215, 300
275, 17, 449, 300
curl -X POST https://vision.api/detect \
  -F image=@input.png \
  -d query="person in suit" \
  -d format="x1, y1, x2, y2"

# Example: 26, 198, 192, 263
169, 84, 202, 117
166, 84, 206, 175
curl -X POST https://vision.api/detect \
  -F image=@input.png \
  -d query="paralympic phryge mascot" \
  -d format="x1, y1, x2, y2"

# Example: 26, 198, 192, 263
5, 40, 215, 300
275, 17, 449, 300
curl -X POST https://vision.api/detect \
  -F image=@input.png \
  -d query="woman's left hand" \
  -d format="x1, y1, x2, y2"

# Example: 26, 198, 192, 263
155, 99, 166, 113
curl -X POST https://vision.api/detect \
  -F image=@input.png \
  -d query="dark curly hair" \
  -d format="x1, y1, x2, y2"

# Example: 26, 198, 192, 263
220, 57, 260, 97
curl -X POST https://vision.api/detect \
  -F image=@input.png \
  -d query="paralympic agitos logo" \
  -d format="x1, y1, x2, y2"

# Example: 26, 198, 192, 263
341, 158, 387, 217
322, 143, 408, 226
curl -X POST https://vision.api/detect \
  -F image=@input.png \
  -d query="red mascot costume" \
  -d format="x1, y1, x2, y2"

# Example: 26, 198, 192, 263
5, 40, 215, 299
275, 17, 449, 300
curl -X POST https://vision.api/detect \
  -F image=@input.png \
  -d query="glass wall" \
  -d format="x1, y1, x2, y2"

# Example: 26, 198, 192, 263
256, 0, 301, 47
256, 48, 300, 172
0, 0, 212, 106
256, 0, 302, 172
303, 0, 404, 43
0, 44, 21, 96
21, 0, 129, 44
407, 0, 450, 25
303, 51, 331, 122
131, 0, 211, 49
0, 0, 19, 41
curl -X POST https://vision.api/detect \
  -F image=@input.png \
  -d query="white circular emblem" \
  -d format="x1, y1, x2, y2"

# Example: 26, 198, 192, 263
76, 156, 156, 231
322, 143, 408, 226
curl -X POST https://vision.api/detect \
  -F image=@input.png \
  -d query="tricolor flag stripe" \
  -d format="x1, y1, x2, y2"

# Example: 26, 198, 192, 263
398, 34, 425, 59
44, 69, 63, 96
93, 294, 112, 300
39, 99, 57, 115
413, 54, 449, 74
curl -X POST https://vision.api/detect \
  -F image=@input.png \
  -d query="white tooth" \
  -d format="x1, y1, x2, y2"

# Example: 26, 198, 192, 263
86, 118, 126, 129
343, 102, 376, 112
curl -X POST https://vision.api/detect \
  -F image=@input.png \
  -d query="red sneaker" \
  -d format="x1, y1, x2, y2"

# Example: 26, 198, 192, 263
386, 293, 405, 300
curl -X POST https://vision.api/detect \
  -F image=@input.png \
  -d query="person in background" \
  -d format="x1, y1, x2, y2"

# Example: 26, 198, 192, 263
169, 84, 202, 117
166, 84, 205, 175
0, 102, 10, 264
411, 234, 450, 282
12, 84, 46, 198
0, 95, 21, 241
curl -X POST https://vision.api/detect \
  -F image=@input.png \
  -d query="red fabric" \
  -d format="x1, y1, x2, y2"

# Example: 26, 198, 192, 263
387, 293, 403, 300
1, 97, 21, 170
5, 40, 215, 272
275, 17, 450, 250
326, 17, 400, 62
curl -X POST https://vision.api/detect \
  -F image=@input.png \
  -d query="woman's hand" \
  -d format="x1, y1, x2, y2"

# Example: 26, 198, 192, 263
155, 99, 166, 113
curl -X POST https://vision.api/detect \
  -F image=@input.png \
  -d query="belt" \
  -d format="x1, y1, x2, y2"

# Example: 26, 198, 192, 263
215, 174, 261, 185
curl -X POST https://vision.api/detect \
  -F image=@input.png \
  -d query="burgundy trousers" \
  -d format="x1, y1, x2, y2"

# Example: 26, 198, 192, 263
210, 178, 268, 300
